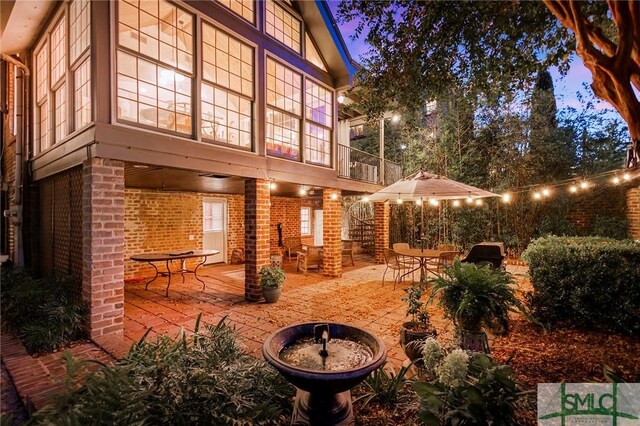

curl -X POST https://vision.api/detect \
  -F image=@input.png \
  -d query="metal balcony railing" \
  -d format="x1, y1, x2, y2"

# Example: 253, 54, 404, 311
337, 144, 402, 186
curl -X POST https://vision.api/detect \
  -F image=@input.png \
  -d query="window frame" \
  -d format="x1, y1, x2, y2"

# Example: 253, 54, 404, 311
304, 76, 333, 167
215, 0, 255, 26
264, 0, 303, 55
114, 0, 196, 138
300, 206, 311, 236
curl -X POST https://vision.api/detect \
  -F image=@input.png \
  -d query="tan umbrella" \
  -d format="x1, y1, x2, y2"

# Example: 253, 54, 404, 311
367, 171, 499, 248
367, 171, 499, 202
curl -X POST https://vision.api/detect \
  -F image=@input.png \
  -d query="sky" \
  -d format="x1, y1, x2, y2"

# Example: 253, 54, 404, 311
325, 1, 617, 115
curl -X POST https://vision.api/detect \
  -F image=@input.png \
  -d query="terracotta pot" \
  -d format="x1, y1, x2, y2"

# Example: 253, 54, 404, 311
263, 287, 281, 303
399, 321, 437, 362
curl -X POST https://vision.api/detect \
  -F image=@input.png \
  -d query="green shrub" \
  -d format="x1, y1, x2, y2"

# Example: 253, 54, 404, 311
522, 236, 640, 334
1, 267, 88, 355
354, 362, 415, 409
414, 338, 519, 425
589, 215, 630, 240
32, 317, 294, 425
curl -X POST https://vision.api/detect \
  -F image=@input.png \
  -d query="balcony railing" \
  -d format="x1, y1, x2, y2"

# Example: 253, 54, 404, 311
337, 144, 402, 186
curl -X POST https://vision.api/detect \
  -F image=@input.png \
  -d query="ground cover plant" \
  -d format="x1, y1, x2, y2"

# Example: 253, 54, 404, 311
31, 317, 294, 425
0, 267, 88, 355
523, 236, 640, 334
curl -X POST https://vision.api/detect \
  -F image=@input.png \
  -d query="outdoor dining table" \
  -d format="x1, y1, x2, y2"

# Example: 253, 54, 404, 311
393, 248, 445, 281
130, 249, 220, 297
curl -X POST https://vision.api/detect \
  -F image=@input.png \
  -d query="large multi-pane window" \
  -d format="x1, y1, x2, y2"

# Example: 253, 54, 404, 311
117, 0, 193, 134
35, 43, 49, 152
217, 0, 254, 24
74, 59, 91, 128
305, 33, 326, 71
265, 0, 301, 54
304, 79, 332, 165
266, 58, 301, 160
33, 0, 92, 156
201, 22, 253, 149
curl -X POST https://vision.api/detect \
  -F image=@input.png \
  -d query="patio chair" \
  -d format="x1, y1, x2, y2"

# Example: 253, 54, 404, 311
297, 246, 323, 274
342, 239, 355, 266
461, 244, 504, 269
393, 242, 418, 278
382, 248, 413, 290
283, 236, 303, 262
434, 251, 460, 276
437, 243, 457, 251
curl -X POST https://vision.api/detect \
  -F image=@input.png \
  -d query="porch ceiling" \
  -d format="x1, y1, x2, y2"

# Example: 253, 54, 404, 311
124, 163, 364, 197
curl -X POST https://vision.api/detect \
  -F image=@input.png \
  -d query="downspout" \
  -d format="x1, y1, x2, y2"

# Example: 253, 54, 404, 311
2, 54, 30, 267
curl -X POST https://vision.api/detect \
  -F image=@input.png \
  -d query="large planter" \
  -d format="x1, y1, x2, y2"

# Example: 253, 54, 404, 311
263, 287, 281, 303
399, 321, 437, 362
457, 328, 490, 353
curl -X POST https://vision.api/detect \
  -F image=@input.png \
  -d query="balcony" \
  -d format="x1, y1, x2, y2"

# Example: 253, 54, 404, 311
337, 144, 402, 186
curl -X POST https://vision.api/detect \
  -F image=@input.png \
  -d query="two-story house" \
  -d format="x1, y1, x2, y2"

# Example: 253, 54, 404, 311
1, 0, 400, 338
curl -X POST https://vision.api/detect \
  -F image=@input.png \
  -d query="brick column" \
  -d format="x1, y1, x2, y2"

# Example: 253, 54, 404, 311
374, 202, 389, 263
245, 178, 270, 301
322, 189, 342, 278
627, 187, 640, 240
82, 158, 125, 338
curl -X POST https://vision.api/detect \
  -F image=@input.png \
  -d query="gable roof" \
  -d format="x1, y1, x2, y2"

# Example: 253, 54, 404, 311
296, 0, 357, 88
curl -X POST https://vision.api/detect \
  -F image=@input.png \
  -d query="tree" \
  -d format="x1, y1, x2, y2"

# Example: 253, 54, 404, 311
337, 0, 639, 165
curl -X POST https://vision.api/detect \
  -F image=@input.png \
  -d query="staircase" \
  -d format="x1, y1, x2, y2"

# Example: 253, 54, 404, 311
349, 216, 375, 255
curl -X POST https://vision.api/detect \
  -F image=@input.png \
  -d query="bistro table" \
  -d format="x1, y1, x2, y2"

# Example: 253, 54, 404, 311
130, 250, 220, 297
393, 248, 445, 281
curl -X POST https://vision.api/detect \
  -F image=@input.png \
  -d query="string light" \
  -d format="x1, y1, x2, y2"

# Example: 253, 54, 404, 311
392, 114, 401, 123
569, 185, 578, 193
429, 198, 439, 207
269, 181, 277, 190
299, 188, 307, 196
474, 199, 483, 206
580, 181, 589, 189
623, 173, 631, 181
612, 176, 621, 184
533, 192, 542, 200
542, 188, 551, 197
501, 193, 511, 203
415, 199, 422, 205
466, 197, 474, 204
396, 198, 403, 204
452, 200, 461, 207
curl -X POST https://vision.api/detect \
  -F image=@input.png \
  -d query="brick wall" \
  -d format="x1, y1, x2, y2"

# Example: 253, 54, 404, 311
245, 179, 270, 301
322, 189, 342, 277
627, 187, 640, 239
567, 185, 628, 232
38, 167, 84, 278
82, 158, 125, 338
270, 196, 301, 253
374, 202, 390, 263
124, 189, 244, 278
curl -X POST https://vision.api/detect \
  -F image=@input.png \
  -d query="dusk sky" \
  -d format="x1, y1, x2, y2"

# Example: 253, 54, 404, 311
325, 1, 617, 115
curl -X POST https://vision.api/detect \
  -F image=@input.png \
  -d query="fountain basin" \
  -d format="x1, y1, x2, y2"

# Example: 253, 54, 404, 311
263, 322, 387, 394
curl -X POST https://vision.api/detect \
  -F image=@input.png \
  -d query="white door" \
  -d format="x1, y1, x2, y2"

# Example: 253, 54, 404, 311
314, 210, 323, 246
203, 199, 226, 264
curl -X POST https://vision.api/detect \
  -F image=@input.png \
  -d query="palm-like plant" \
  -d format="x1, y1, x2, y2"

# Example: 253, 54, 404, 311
430, 260, 522, 335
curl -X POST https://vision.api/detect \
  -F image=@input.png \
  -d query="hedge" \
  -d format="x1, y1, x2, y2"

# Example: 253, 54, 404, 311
522, 236, 640, 335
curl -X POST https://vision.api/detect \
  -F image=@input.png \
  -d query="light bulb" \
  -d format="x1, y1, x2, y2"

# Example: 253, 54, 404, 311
429, 198, 439, 206
362, 196, 370, 203
330, 192, 338, 200
415, 199, 422, 205
474, 199, 483, 206
542, 188, 551, 197
533, 192, 542, 200
501, 193, 511, 203
623, 173, 631, 181
392, 114, 400, 123
396, 198, 403, 204
337, 95, 345, 104
466, 197, 474, 204
569, 185, 578, 193
452, 200, 461, 207
580, 181, 589, 189
269, 182, 277, 190
612, 176, 620, 184
299, 188, 307, 196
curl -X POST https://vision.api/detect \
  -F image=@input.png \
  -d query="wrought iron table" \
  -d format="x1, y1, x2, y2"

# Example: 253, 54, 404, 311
130, 250, 220, 296
393, 248, 445, 281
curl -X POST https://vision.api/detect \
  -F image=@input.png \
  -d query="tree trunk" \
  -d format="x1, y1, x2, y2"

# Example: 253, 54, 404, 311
543, 0, 640, 166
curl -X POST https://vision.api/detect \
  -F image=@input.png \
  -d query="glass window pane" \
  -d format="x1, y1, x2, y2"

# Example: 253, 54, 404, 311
216, 0, 254, 23
265, 0, 300, 53
69, 0, 91, 64
50, 17, 66, 86
266, 107, 300, 160
36, 43, 48, 102
266, 58, 301, 116
39, 102, 49, 152
54, 84, 67, 143
305, 79, 332, 127
74, 59, 92, 129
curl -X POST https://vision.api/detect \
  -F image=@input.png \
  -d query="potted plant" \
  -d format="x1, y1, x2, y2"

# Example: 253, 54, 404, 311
430, 260, 523, 352
400, 283, 437, 362
260, 266, 285, 303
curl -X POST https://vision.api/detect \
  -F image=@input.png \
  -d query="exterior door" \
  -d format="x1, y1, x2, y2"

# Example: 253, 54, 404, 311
314, 210, 323, 246
203, 198, 226, 264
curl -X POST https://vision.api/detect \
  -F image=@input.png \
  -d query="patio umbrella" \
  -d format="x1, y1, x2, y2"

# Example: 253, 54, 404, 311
367, 171, 499, 246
